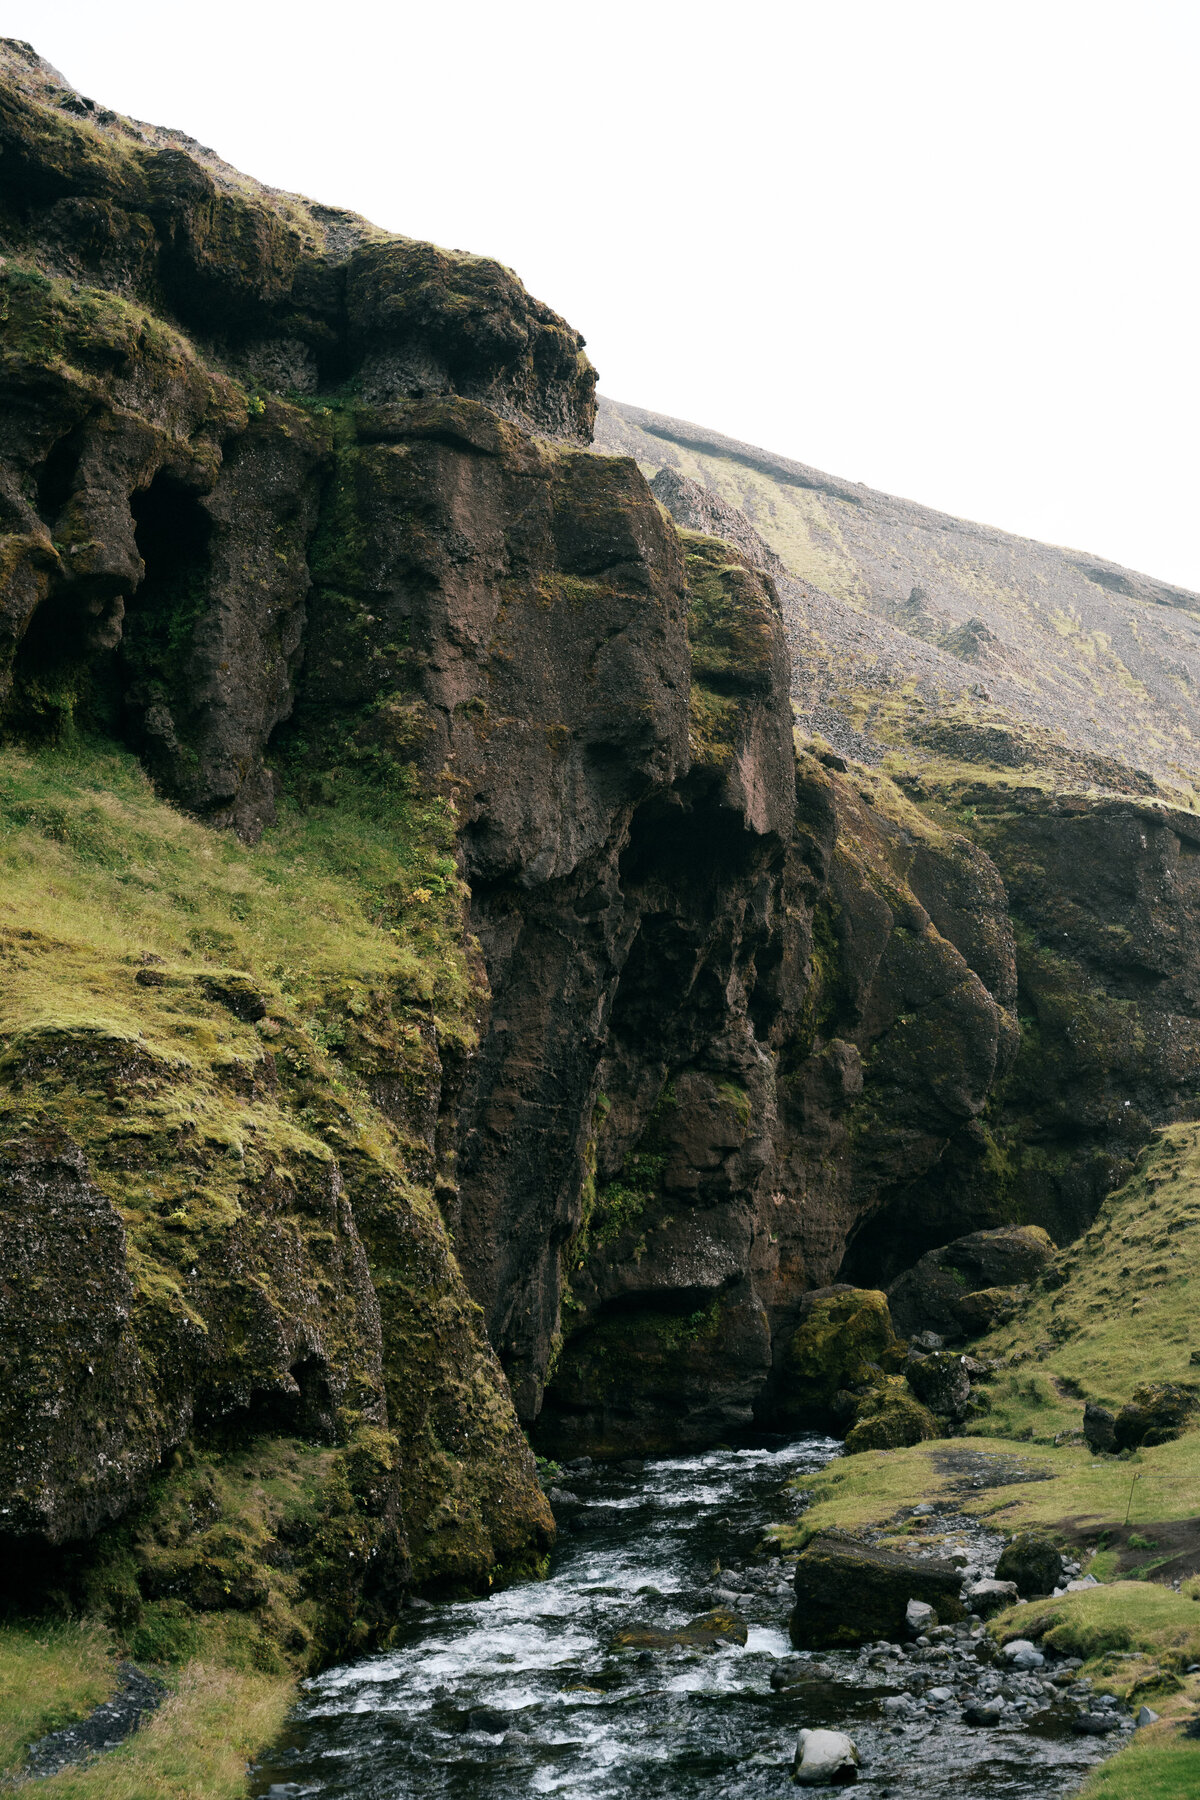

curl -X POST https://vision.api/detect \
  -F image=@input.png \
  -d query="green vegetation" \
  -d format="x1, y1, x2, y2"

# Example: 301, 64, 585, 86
29, 1661, 293, 1800
973, 1123, 1200, 1442
0, 1621, 116, 1776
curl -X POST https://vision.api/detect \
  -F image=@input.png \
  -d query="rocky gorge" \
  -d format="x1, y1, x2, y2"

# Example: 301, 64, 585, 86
2, 34, 1200, 1798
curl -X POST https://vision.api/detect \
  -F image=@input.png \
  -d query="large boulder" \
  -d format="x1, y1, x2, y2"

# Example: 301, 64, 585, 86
790, 1532, 964, 1648
887, 1226, 1056, 1341
1113, 1382, 1199, 1451
905, 1350, 971, 1421
778, 1288, 896, 1430
1083, 1400, 1118, 1454
994, 1533, 1063, 1598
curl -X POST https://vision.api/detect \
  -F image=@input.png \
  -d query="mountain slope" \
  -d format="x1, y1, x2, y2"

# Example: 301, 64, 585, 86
595, 397, 1200, 804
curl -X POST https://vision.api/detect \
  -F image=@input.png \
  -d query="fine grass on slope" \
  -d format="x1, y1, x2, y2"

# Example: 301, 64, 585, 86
0, 734, 470, 1052
970, 1123, 1200, 1444
0, 1622, 117, 1776
29, 1662, 293, 1800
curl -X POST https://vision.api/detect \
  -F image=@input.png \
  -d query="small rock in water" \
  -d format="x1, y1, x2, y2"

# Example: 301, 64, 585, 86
461, 1705, 511, 1734
963, 1701, 1005, 1727
1073, 1712, 1119, 1736
793, 1727, 859, 1785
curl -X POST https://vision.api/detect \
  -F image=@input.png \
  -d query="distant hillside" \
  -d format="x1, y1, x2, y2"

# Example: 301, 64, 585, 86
595, 397, 1200, 804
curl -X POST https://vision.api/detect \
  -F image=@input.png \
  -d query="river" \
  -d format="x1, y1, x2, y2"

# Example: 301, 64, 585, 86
252, 1436, 1117, 1798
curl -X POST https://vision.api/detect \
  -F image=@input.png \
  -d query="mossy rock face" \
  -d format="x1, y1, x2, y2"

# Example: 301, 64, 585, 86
843, 1378, 940, 1454
1114, 1383, 1199, 1452
779, 1288, 896, 1430
994, 1532, 1064, 1599
790, 1532, 964, 1648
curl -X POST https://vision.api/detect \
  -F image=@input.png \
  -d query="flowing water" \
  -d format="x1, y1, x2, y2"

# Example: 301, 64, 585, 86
252, 1437, 1117, 1799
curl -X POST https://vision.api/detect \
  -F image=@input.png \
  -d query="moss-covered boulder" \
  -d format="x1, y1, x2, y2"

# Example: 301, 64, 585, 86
615, 1607, 748, 1651
778, 1288, 896, 1430
843, 1378, 940, 1454
790, 1532, 964, 1648
887, 1227, 1056, 1341
1114, 1383, 1199, 1451
905, 1351, 972, 1422
994, 1533, 1064, 1599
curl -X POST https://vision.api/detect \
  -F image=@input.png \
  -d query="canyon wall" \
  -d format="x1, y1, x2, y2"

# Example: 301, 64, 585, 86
4, 38, 1200, 1666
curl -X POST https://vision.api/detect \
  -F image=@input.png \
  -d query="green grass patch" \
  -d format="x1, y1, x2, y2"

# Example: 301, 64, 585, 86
972, 1122, 1200, 1441
775, 1432, 1200, 1552
29, 1660, 293, 1800
0, 1620, 116, 1776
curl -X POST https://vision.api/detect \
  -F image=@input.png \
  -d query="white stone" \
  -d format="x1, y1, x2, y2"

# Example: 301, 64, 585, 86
793, 1728, 860, 1785
1065, 1576, 1099, 1591
906, 1599, 936, 1635
1136, 1706, 1160, 1727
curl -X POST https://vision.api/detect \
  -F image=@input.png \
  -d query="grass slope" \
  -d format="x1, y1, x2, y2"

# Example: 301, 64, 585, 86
973, 1122, 1200, 1445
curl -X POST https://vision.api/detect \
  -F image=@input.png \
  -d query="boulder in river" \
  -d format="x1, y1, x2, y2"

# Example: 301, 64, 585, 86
995, 1533, 1063, 1598
790, 1533, 964, 1648
614, 1607, 748, 1650
793, 1727, 859, 1785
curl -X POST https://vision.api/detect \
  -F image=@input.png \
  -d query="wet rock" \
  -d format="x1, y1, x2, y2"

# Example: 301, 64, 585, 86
791, 1533, 963, 1649
793, 1727, 859, 1785
615, 1607, 748, 1650
459, 1705, 512, 1734
995, 1534, 1064, 1598
1000, 1639, 1044, 1670
964, 1578, 1019, 1616
1083, 1400, 1118, 1453
1073, 1713, 1120, 1736
906, 1600, 936, 1636
963, 1700, 1005, 1726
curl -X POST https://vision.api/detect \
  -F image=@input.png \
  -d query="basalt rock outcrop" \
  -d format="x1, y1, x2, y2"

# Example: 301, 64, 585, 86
5, 37, 1200, 1672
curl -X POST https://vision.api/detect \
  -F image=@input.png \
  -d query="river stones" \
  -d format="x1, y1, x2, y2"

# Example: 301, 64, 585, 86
614, 1606, 748, 1650
964, 1577, 1019, 1616
793, 1727, 859, 1785
791, 1534, 964, 1648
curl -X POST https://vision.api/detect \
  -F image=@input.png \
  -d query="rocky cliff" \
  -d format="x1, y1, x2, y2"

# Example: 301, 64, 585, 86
4, 36, 1200, 1703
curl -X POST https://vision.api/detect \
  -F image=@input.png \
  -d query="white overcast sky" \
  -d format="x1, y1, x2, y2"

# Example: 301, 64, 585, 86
10, 1, 1200, 588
